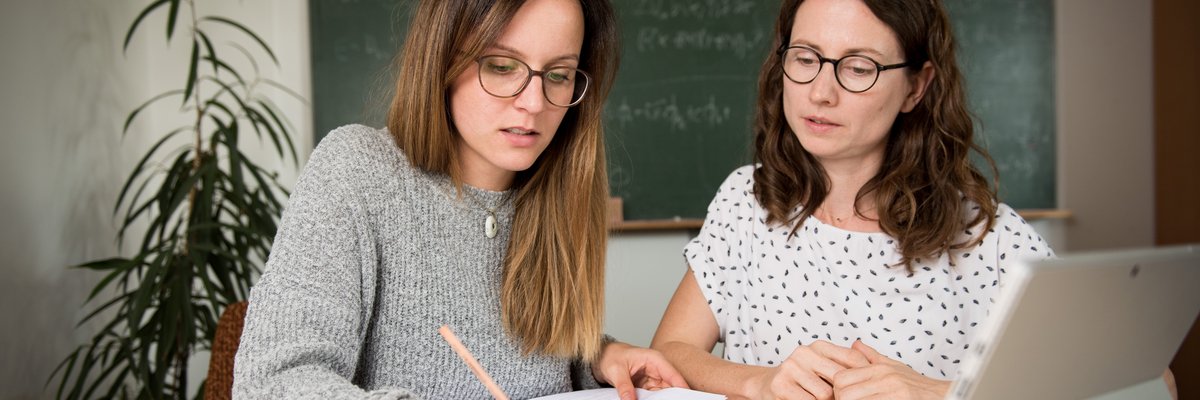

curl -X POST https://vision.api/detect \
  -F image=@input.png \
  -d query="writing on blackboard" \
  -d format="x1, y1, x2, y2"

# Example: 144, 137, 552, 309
334, 35, 391, 63
629, 0, 759, 20
635, 28, 767, 59
610, 95, 734, 131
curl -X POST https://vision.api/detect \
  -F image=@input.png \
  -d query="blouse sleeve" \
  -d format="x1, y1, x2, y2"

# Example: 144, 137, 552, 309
992, 203, 1057, 280
682, 165, 759, 341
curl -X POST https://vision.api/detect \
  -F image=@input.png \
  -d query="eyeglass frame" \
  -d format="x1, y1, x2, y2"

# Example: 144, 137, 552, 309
778, 45, 913, 93
473, 55, 591, 107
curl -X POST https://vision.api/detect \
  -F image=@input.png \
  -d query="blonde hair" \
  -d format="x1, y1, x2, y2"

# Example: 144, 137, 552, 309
386, 0, 620, 361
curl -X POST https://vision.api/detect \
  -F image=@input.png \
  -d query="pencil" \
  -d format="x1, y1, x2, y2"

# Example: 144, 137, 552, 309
438, 325, 511, 400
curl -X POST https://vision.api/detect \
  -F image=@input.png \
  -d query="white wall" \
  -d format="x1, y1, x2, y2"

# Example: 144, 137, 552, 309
1056, 0, 1155, 252
0, 1, 310, 398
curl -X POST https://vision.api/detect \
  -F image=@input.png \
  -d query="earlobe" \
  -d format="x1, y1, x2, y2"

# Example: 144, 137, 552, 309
901, 61, 935, 113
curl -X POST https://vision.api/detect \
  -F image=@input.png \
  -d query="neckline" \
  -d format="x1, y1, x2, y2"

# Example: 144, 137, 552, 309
429, 173, 514, 213
804, 215, 888, 237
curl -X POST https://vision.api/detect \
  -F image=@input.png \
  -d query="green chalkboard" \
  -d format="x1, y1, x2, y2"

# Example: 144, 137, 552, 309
309, 0, 1056, 221
946, 0, 1056, 211
309, 0, 412, 140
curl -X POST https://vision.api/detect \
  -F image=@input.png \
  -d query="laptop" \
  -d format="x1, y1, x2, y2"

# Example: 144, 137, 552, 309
948, 244, 1200, 400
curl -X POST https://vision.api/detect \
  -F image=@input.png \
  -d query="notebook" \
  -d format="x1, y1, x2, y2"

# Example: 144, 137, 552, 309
948, 244, 1200, 399
531, 387, 726, 400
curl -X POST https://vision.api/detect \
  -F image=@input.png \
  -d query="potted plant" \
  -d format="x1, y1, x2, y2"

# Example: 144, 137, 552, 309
49, 0, 301, 398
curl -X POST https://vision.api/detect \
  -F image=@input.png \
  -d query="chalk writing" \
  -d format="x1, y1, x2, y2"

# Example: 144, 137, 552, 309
610, 95, 734, 132
635, 27, 767, 59
629, 0, 759, 20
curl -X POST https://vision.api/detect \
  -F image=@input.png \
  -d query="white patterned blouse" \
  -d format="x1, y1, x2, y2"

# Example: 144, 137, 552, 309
684, 165, 1055, 380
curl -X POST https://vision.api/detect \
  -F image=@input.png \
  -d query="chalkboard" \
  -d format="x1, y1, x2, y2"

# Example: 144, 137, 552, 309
309, 0, 1056, 221
946, 0, 1056, 212
309, 0, 412, 140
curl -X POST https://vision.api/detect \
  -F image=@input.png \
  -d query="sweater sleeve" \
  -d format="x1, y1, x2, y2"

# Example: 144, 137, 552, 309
568, 334, 616, 390
232, 129, 417, 399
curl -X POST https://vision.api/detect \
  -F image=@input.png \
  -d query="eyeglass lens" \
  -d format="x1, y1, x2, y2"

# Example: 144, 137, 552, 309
477, 56, 589, 107
782, 47, 881, 93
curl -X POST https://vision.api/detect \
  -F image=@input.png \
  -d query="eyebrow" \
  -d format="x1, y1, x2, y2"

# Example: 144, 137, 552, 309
789, 40, 888, 59
488, 43, 580, 65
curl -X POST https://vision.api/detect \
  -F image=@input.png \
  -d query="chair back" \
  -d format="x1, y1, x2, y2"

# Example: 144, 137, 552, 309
204, 301, 249, 400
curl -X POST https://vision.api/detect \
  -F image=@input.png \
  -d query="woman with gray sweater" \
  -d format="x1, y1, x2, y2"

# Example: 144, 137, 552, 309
232, 0, 685, 398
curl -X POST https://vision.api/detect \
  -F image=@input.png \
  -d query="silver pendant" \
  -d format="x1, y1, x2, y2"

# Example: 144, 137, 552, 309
485, 214, 498, 238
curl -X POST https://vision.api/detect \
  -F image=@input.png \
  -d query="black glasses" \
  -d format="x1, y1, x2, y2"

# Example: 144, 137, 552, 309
779, 45, 911, 93
474, 55, 590, 107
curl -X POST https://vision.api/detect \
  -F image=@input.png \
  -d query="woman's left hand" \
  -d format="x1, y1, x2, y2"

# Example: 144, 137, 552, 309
830, 340, 951, 400
593, 340, 690, 400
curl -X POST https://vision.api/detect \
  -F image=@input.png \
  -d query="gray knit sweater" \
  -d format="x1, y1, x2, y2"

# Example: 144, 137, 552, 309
232, 125, 600, 399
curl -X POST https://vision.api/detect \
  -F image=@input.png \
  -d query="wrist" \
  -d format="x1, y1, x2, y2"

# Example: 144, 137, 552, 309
741, 366, 772, 400
592, 338, 626, 383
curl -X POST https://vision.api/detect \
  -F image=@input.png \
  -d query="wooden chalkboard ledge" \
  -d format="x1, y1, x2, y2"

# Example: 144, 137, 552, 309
1016, 208, 1073, 221
609, 219, 704, 232
607, 209, 1072, 232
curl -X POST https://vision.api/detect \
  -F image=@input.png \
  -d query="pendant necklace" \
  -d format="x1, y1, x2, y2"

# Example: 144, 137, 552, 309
460, 188, 510, 239
475, 194, 500, 238
820, 207, 854, 227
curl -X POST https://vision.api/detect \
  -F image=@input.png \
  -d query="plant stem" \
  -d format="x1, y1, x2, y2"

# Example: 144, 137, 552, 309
186, 0, 203, 259
180, 1, 201, 398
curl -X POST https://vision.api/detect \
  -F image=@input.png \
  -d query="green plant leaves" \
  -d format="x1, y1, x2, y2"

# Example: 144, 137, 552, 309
183, 40, 200, 105
201, 16, 278, 65
53, 1, 301, 399
123, 0, 171, 52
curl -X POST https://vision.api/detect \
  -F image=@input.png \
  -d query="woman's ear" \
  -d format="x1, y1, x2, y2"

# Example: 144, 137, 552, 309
900, 61, 935, 113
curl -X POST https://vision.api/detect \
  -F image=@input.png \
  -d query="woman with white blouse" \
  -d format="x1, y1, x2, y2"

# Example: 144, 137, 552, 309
650, 0, 1054, 399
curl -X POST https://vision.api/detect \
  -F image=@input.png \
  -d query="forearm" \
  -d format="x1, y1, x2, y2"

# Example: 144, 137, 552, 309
234, 365, 417, 400
655, 341, 768, 398
232, 282, 389, 399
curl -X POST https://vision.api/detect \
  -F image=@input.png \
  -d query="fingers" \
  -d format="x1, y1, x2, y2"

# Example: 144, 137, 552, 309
811, 340, 870, 369
633, 360, 691, 389
777, 357, 835, 400
773, 340, 881, 400
789, 371, 834, 400
833, 361, 953, 400
831, 367, 890, 400
786, 343, 851, 382
623, 348, 689, 390
850, 340, 891, 365
599, 345, 690, 399
830, 363, 875, 390
605, 365, 638, 400
767, 373, 820, 400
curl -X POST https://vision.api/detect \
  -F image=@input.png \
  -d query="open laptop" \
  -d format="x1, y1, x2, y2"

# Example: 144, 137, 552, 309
948, 244, 1200, 400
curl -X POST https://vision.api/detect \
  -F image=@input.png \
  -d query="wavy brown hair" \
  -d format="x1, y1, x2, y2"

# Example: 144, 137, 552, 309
753, 0, 998, 269
386, 0, 619, 361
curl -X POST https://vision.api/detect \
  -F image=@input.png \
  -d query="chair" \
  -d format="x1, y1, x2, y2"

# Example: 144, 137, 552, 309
205, 301, 249, 400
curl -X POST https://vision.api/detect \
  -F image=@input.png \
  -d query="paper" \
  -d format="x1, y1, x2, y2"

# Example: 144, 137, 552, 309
530, 387, 726, 400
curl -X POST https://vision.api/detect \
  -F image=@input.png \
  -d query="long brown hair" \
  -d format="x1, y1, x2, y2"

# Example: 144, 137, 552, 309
753, 0, 998, 269
386, 0, 619, 361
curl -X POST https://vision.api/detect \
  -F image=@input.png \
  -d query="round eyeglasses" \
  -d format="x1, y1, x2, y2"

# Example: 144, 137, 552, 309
780, 45, 912, 93
475, 55, 591, 107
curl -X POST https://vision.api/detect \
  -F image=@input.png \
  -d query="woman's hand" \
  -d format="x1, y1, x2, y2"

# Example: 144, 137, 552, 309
593, 341, 689, 400
830, 340, 951, 400
746, 340, 870, 400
